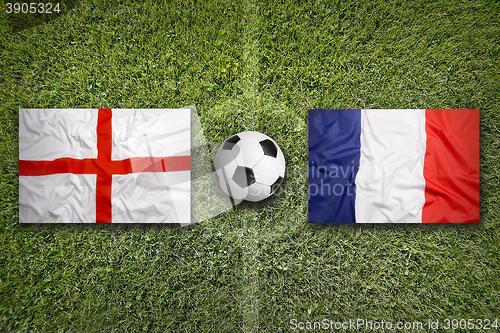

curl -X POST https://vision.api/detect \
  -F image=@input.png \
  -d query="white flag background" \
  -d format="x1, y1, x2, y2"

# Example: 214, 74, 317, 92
19, 108, 191, 223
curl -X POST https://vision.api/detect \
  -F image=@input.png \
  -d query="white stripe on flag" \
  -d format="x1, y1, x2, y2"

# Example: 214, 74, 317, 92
19, 174, 96, 223
19, 109, 98, 161
355, 110, 427, 223
111, 171, 190, 223
111, 109, 191, 160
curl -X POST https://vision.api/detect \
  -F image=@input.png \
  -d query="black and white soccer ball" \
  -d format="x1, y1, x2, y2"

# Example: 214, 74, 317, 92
214, 131, 285, 202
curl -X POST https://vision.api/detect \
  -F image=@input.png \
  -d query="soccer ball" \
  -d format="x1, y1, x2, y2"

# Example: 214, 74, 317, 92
214, 131, 285, 202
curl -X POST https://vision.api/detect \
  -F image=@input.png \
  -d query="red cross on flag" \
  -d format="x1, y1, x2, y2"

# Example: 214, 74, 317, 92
19, 108, 191, 223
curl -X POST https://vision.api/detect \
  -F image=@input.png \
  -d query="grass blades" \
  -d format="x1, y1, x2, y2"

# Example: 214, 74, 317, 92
0, 0, 499, 331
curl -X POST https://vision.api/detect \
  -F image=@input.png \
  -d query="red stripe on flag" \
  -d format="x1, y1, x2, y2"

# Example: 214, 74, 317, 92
96, 108, 113, 223
125, 156, 191, 174
422, 109, 480, 223
19, 108, 191, 223
19, 158, 98, 176
19, 156, 191, 176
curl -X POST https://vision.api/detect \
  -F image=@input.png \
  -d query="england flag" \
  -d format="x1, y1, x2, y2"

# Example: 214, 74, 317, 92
19, 108, 191, 223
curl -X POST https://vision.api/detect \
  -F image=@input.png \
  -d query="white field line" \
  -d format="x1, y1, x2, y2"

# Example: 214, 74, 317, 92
240, 0, 261, 331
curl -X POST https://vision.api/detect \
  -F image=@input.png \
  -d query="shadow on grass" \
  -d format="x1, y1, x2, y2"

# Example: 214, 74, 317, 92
307, 221, 482, 232
5, 0, 80, 33
16, 222, 189, 234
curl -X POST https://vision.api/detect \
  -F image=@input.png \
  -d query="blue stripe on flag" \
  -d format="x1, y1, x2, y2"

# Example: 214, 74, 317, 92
308, 109, 361, 223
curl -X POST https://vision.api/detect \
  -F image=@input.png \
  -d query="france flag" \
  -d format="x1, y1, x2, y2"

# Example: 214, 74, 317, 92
308, 109, 480, 223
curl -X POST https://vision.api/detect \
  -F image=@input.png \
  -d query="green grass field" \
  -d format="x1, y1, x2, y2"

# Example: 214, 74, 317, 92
1, 0, 499, 331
